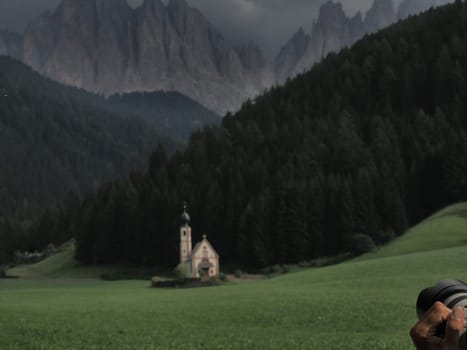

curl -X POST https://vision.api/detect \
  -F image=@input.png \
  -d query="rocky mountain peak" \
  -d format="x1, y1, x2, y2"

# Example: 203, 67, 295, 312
292, 27, 308, 42
53, 0, 131, 27
315, 1, 347, 27
349, 11, 363, 28
55, 0, 94, 20
273, 27, 310, 83
168, 0, 189, 9
167, 0, 190, 21
397, 0, 444, 20
310, 1, 348, 57
3, 0, 456, 114
272, 0, 397, 83
141, 0, 165, 13
234, 42, 266, 71
95, 0, 130, 13
365, 0, 396, 33
166, 0, 210, 39
0, 31, 23, 59
18, 0, 270, 114
348, 11, 365, 43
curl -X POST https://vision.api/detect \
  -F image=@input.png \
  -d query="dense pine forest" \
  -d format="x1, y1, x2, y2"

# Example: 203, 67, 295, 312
103, 92, 220, 144
0, 58, 181, 263
13, 1, 467, 268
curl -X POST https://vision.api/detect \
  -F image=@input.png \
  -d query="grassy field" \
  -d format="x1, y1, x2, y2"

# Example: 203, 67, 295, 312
2, 203, 467, 350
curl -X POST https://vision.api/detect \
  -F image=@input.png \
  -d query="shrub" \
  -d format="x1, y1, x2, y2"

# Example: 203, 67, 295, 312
219, 272, 227, 281
234, 269, 243, 278
375, 229, 396, 245
174, 263, 191, 280
270, 265, 283, 274
45, 243, 56, 255
350, 234, 376, 255
100, 273, 120, 281
264, 264, 291, 276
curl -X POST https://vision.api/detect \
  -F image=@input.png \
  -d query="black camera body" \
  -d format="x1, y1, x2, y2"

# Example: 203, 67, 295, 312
417, 279, 467, 348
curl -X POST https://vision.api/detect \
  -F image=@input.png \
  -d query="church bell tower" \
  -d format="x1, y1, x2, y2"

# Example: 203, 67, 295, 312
180, 202, 192, 264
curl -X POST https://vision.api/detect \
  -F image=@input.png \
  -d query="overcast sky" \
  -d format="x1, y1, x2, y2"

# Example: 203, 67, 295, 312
0, 0, 403, 59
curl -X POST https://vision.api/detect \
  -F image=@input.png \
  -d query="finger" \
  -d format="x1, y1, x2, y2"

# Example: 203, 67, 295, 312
413, 302, 452, 339
442, 307, 464, 349
410, 333, 442, 350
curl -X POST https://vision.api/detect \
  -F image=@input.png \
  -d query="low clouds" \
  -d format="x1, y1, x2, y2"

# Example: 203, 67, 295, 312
186, 0, 379, 58
186, 0, 322, 58
0, 0, 60, 33
0, 0, 403, 60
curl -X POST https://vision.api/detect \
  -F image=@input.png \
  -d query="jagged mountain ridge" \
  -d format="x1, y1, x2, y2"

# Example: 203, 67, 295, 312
274, 28, 310, 84
0, 0, 453, 112
397, 0, 449, 19
0, 31, 23, 60
20, 0, 272, 115
365, 0, 396, 33
275, 0, 452, 83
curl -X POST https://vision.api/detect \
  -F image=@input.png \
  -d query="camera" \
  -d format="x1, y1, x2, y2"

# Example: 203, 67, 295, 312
417, 279, 467, 348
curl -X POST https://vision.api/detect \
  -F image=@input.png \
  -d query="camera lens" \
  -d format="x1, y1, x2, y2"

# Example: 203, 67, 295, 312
417, 279, 467, 317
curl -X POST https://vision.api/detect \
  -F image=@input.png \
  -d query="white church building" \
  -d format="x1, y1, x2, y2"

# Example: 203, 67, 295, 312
179, 204, 220, 279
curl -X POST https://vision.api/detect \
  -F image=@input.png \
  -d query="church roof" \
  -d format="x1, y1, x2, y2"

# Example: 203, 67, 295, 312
192, 236, 220, 258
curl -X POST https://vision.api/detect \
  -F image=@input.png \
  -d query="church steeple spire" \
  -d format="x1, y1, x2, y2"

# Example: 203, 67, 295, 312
180, 201, 191, 225
180, 202, 192, 264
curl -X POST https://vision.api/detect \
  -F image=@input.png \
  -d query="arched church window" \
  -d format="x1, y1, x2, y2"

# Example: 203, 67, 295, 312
203, 246, 208, 258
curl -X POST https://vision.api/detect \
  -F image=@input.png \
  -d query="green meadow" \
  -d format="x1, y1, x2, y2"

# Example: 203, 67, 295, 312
2, 203, 467, 350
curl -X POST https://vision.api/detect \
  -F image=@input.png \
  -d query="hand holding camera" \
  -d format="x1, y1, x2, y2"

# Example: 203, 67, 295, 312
411, 280, 467, 350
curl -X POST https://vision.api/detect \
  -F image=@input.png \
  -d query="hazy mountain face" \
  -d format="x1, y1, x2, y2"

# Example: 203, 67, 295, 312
0, 0, 453, 113
397, 0, 450, 19
273, 0, 452, 83
0, 31, 23, 59
19, 0, 272, 114
0, 0, 403, 59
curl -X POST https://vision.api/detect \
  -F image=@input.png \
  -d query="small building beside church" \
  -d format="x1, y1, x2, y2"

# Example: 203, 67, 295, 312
179, 205, 220, 279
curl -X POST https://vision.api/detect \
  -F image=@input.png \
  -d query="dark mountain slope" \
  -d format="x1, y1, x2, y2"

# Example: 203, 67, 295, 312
37, 1, 467, 268
101, 92, 220, 143
63, 89, 220, 144
0, 56, 176, 224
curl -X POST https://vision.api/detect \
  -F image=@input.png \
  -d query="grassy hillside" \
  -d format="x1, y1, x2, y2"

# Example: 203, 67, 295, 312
2, 244, 467, 350
6, 241, 155, 279
6, 242, 118, 279
358, 202, 467, 260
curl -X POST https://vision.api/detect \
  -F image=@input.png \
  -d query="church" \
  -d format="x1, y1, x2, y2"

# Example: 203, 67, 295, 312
179, 204, 220, 279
